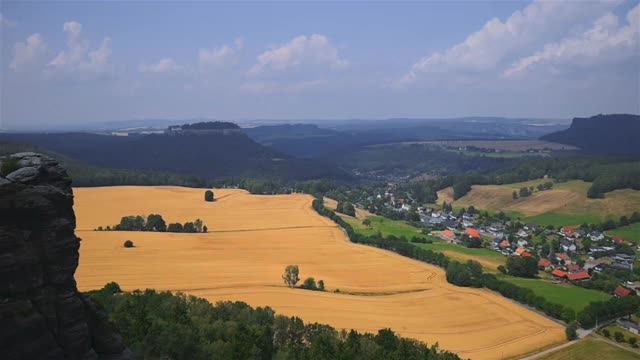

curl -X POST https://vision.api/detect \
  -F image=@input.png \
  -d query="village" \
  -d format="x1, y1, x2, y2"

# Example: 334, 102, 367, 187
355, 182, 640, 302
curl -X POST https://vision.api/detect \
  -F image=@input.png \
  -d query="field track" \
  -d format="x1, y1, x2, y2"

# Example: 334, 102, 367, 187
74, 186, 564, 359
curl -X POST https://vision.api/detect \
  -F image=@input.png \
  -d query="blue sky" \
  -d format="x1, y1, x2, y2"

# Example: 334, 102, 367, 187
1, 1, 639, 130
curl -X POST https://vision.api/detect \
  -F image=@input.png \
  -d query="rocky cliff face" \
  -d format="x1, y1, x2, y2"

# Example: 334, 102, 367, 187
0, 153, 133, 360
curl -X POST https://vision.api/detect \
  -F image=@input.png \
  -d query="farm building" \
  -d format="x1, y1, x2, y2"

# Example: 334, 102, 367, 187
614, 287, 632, 297
566, 271, 590, 281
539, 259, 552, 269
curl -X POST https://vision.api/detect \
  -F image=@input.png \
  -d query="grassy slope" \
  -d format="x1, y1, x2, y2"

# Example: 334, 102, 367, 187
607, 223, 640, 242
437, 179, 640, 226
536, 338, 640, 360
499, 276, 610, 312
340, 215, 505, 268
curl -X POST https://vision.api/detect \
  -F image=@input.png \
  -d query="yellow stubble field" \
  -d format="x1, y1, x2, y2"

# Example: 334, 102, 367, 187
74, 186, 564, 359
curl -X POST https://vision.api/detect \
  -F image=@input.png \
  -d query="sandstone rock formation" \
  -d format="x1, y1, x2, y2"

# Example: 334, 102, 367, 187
0, 153, 133, 360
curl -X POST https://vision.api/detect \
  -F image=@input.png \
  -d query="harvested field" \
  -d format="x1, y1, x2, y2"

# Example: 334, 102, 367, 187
74, 186, 565, 360
437, 180, 640, 224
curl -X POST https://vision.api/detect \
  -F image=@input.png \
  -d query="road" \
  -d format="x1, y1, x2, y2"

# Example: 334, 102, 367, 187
520, 326, 640, 359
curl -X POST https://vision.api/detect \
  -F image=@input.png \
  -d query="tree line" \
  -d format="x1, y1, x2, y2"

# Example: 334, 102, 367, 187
87, 283, 462, 360
97, 214, 208, 233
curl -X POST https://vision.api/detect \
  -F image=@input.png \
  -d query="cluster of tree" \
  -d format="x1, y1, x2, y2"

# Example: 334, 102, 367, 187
505, 256, 539, 278
282, 265, 327, 292
588, 170, 640, 198
441, 201, 453, 213
460, 234, 482, 248
336, 201, 356, 217
577, 296, 640, 328
311, 198, 636, 327
603, 328, 639, 347
446, 260, 483, 287
86, 283, 462, 360
452, 179, 472, 200
519, 186, 534, 198
565, 322, 578, 341
301, 277, 325, 291
537, 181, 554, 191
99, 214, 207, 233
574, 211, 640, 234
576, 271, 637, 294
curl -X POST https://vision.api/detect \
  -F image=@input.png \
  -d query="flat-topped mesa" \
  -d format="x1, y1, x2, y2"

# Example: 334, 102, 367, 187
0, 152, 133, 360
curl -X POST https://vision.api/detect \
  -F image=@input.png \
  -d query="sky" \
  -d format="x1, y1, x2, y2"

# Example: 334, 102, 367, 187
1, 0, 639, 130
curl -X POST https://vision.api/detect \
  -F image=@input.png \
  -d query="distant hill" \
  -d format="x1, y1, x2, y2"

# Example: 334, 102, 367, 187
541, 114, 640, 157
243, 118, 570, 159
3, 130, 349, 181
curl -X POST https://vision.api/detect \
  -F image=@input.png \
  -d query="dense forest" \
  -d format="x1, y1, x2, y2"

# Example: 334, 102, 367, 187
87, 283, 462, 360
0, 140, 208, 187
1, 130, 349, 181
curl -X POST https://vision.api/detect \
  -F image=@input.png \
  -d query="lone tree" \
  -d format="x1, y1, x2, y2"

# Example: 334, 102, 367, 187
565, 322, 578, 341
363, 218, 371, 226
123, 240, 134, 248
282, 265, 300, 288
205, 190, 215, 202
318, 280, 325, 291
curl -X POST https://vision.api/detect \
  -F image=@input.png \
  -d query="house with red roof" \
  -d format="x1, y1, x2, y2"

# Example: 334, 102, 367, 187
614, 287, 633, 297
567, 271, 590, 281
442, 230, 456, 241
465, 228, 480, 238
566, 264, 582, 273
613, 235, 625, 243
500, 240, 510, 247
562, 226, 577, 233
556, 253, 572, 263
522, 251, 533, 257
517, 229, 528, 238
552, 269, 568, 278
539, 258, 552, 269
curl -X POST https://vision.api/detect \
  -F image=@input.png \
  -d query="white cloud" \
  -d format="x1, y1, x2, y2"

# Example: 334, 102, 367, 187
47, 20, 113, 75
504, 4, 640, 77
249, 34, 348, 75
198, 39, 242, 69
401, 0, 622, 84
139, 57, 184, 73
0, 13, 17, 27
10, 33, 48, 70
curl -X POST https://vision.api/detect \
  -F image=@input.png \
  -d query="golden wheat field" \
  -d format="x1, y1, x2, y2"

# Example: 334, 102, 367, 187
74, 186, 564, 359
